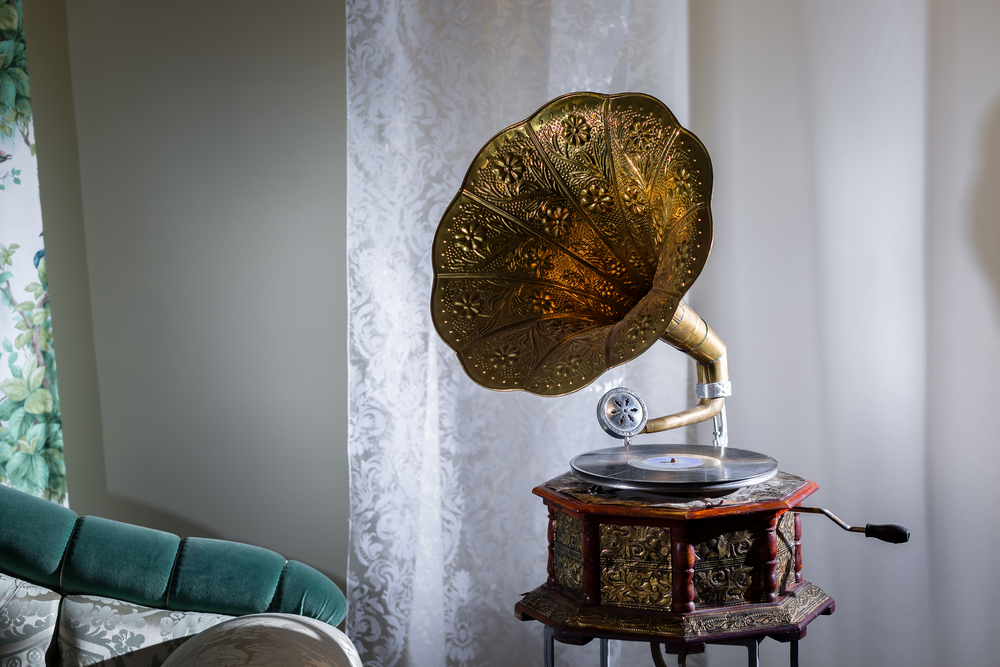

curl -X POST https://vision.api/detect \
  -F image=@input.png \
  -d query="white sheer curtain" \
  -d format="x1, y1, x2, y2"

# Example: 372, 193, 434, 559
346, 2, 689, 666
347, 1, 1000, 666
689, 2, 1000, 666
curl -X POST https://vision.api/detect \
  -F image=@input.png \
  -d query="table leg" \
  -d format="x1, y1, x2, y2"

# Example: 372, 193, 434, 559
544, 626, 554, 667
790, 639, 799, 667
743, 638, 760, 667
650, 642, 689, 667
600, 638, 609, 667
716, 638, 759, 667
650, 643, 667, 667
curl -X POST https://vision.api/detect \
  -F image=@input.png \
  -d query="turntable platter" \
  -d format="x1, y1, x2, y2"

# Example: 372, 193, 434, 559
570, 444, 778, 494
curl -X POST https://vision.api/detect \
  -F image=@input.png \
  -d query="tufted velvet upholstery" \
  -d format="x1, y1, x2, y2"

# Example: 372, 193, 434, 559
0, 484, 346, 626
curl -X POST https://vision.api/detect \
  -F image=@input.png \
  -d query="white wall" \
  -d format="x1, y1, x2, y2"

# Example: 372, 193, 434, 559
25, 0, 350, 588
925, 0, 1000, 658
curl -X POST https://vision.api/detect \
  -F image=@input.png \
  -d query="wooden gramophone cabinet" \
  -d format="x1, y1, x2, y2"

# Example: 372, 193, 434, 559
515, 472, 835, 665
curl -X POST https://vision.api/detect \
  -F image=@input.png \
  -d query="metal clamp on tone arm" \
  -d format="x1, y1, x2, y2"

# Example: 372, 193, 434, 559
697, 377, 731, 449
696, 380, 732, 399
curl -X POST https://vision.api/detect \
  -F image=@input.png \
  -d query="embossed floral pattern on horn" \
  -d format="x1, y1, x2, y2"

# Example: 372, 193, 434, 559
432, 92, 714, 396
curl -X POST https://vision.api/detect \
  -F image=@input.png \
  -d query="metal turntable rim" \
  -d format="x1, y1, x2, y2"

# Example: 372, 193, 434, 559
570, 443, 779, 494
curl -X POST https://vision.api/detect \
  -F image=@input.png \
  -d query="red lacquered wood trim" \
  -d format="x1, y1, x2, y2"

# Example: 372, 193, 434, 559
546, 506, 557, 588
671, 534, 696, 613
794, 511, 803, 584
532, 478, 820, 521
763, 515, 779, 602
581, 515, 601, 605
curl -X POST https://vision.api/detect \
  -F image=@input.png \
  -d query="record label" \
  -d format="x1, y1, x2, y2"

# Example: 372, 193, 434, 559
629, 455, 717, 471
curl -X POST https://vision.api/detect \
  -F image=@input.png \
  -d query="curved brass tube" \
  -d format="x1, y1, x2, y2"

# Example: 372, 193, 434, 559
643, 396, 724, 433
641, 301, 729, 435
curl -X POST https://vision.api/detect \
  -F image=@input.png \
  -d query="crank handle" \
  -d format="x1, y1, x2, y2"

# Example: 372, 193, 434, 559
794, 507, 910, 544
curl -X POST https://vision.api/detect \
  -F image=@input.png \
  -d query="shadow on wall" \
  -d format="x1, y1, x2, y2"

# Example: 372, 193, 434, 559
18, 0, 222, 546
92, 492, 225, 542
63, 446, 342, 587
973, 96, 1000, 315
65, 421, 225, 540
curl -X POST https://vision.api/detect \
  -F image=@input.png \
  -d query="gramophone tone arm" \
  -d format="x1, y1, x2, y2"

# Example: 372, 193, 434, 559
642, 396, 724, 433
641, 301, 730, 435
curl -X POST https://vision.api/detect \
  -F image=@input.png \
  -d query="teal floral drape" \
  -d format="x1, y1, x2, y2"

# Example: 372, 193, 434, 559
0, 1, 65, 504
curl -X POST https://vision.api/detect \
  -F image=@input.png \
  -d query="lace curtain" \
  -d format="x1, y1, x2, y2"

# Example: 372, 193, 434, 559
346, 2, 690, 666
347, 1, 1000, 666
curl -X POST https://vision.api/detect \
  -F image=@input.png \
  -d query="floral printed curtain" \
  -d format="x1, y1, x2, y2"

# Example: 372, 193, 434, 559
346, 2, 690, 666
0, 1, 64, 504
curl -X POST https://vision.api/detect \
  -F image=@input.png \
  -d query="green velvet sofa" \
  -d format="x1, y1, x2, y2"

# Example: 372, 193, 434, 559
0, 484, 350, 666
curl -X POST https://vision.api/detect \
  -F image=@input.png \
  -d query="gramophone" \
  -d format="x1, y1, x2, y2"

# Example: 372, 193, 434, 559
431, 92, 907, 666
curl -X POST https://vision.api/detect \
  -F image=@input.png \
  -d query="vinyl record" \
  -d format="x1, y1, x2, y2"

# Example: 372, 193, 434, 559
570, 444, 778, 494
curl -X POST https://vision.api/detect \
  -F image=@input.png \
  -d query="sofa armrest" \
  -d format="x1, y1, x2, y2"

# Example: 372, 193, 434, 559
0, 485, 346, 626
160, 613, 361, 667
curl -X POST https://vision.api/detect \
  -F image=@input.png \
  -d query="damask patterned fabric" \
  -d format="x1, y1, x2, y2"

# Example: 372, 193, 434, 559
57, 594, 232, 667
346, 1, 692, 666
160, 614, 362, 667
0, 572, 60, 667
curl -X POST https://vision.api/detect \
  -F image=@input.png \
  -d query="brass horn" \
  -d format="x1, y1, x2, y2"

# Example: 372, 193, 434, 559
431, 92, 727, 437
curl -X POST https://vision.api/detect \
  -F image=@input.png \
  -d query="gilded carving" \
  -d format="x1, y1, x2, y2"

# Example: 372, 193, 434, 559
722, 475, 807, 504
554, 550, 583, 597
781, 582, 829, 620
693, 565, 755, 607
596, 523, 673, 609
554, 512, 582, 552
601, 563, 672, 608
516, 582, 833, 640
693, 529, 759, 607
778, 510, 795, 546
695, 530, 754, 561
553, 512, 583, 597
685, 607, 792, 635
600, 524, 671, 563
569, 608, 684, 635
519, 589, 573, 625
775, 511, 796, 592
686, 582, 831, 637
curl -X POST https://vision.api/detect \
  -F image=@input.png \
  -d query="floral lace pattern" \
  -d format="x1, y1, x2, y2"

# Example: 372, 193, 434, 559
58, 595, 232, 667
0, 573, 60, 667
347, 1, 693, 666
